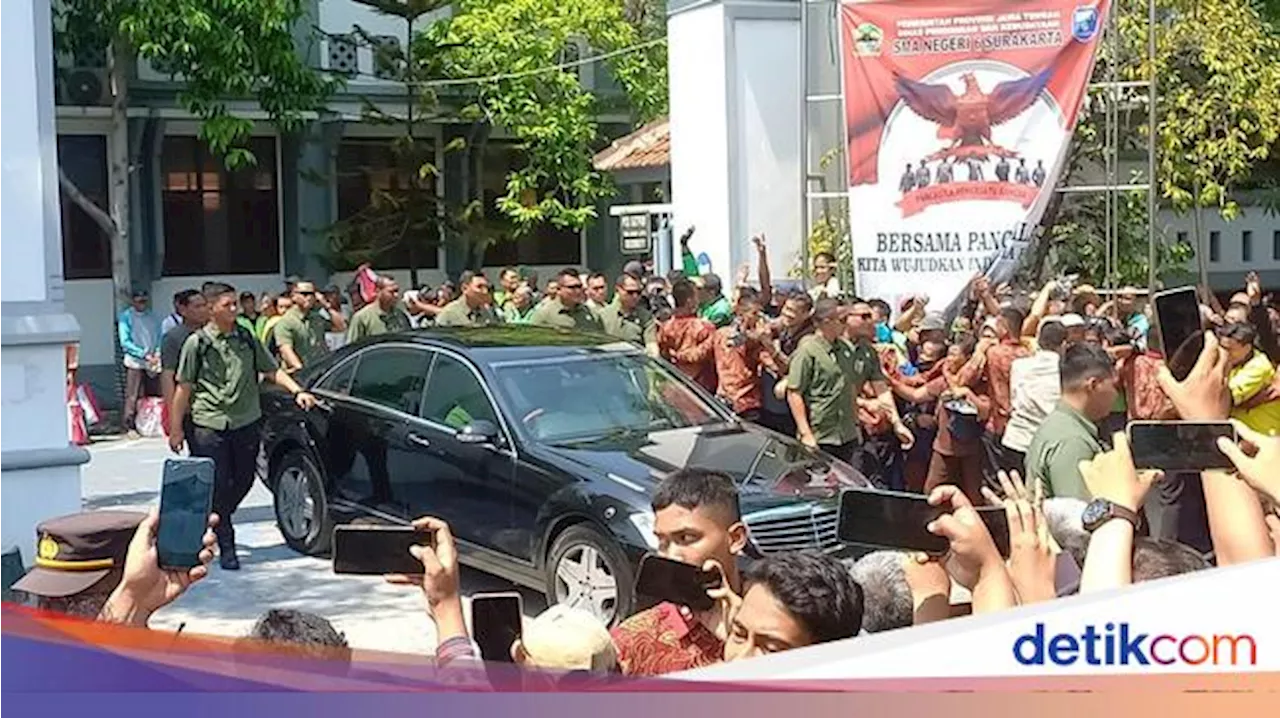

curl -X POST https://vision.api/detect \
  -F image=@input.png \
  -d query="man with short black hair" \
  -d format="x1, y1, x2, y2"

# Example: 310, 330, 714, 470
600, 272, 657, 353
697, 273, 733, 328
160, 289, 210, 441
244, 608, 352, 665
658, 278, 717, 392
494, 266, 521, 312
171, 283, 319, 569
1025, 343, 1118, 500
531, 268, 605, 332
787, 298, 861, 460
713, 287, 777, 422
436, 272, 503, 327
346, 276, 409, 341
586, 272, 610, 311
118, 287, 161, 436
611, 468, 748, 676
723, 551, 864, 661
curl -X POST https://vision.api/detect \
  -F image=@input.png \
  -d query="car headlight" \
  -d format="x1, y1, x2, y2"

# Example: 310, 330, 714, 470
627, 511, 659, 550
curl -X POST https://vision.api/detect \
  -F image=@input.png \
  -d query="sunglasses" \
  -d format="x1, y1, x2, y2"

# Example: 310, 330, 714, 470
620, 288, 642, 296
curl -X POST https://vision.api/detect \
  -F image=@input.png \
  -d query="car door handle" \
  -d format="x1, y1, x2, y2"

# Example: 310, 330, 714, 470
407, 433, 431, 448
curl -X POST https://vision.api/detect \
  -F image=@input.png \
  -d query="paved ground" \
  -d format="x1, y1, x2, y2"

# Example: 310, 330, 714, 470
81, 435, 545, 655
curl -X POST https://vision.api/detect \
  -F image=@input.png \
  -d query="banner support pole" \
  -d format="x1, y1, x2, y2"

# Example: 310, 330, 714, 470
1146, 0, 1159, 294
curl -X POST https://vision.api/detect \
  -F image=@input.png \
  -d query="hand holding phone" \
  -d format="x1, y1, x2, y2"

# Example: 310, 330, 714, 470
332, 524, 435, 575
633, 554, 722, 612
157, 458, 216, 570
1153, 286, 1204, 381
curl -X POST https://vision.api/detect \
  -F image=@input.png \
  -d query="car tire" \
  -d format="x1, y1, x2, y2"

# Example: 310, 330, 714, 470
272, 449, 334, 556
545, 524, 635, 627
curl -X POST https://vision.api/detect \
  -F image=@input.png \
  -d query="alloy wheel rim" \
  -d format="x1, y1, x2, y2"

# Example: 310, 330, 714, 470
554, 544, 618, 624
277, 467, 316, 542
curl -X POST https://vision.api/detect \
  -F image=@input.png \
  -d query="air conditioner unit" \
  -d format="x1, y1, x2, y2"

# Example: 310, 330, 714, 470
59, 67, 110, 106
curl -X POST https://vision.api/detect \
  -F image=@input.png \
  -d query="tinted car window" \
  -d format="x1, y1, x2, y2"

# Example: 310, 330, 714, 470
348, 347, 430, 415
492, 353, 721, 443
316, 355, 360, 395
420, 354, 498, 430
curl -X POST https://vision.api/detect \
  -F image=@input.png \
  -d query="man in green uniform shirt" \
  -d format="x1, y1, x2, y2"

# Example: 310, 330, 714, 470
1025, 343, 1116, 501
347, 276, 410, 342
169, 283, 316, 570
274, 280, 346, 372
531, 268, 605, 332
696, 273, 734, 328
436, 273, 503, 327
600, 272, 657, 353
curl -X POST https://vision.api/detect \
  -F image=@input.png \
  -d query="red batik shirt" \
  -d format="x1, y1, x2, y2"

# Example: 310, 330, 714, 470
658, 314, 718, 393
712, 327, 772, 414
1123, 351, 1178, 421
976, 339, 1031, 436
610, 602, 724, 677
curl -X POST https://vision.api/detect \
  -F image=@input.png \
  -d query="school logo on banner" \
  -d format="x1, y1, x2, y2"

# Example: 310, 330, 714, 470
839, 0, 1111, 315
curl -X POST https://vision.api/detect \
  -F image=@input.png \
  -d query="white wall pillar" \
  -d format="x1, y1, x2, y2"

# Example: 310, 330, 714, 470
668, 0, 802, 282
2, 0, 88, 563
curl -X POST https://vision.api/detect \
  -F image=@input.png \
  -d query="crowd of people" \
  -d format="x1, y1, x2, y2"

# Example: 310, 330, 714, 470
57, 228, 1280, 682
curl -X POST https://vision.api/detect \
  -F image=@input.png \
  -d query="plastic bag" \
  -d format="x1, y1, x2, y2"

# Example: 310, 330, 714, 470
135, 397, 165, 438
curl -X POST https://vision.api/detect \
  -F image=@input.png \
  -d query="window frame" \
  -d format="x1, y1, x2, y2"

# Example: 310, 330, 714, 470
1209, 231, 1221, 263
159, 134, 282, 277
332, 134, 442, 270
416, 349, 510, 446
341, 345, 433, 417
1242, 230, 1253, 263
57, 134, 112, 280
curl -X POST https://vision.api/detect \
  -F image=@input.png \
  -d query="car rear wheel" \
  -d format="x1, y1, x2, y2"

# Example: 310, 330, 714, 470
273, 450, 334, 555
545, 524, 635, 627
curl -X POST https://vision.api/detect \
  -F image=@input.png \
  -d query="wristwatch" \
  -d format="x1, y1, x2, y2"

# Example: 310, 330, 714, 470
1081, 498, 1141, 533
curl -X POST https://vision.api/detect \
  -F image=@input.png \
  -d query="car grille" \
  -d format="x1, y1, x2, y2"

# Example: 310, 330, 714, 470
746, 504, 842, 554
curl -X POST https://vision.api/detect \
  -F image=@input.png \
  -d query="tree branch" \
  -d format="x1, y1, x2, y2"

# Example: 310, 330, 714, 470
58, 166, 117, 238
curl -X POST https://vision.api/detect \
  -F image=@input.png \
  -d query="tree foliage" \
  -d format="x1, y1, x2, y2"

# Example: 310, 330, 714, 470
57, 0, 338, 166
1034, 0, 1280, 287
420, 0, 668, 232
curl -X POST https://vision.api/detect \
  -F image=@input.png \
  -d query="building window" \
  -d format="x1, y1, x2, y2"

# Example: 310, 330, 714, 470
1274, 230, 1280, 261
57, 135, 112, 279
161, 136, 280, 276
1242, 231, 1253, 262
334, 138, 439, 269
479, 142, 581, 267
1209, 231, 1220, 262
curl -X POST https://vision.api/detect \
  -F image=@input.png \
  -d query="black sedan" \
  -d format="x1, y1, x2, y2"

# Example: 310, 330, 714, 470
258, 327, 867, 625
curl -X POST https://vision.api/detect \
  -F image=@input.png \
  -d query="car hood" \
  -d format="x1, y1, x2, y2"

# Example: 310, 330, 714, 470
538, 422, 867, 509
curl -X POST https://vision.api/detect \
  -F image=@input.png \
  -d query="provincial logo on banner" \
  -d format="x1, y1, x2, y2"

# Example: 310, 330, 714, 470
839, 0, 1111, 315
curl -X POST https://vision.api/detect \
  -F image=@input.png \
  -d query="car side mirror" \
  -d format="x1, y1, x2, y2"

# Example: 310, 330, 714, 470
457, 419, 500, 446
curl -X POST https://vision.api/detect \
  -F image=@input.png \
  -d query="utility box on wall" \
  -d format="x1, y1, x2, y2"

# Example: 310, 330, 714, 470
667, 0, 802, 283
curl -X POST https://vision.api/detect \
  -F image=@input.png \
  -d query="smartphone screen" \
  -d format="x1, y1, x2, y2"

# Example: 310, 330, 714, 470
471, 592, 523, 663
331, 525, 433, 575
837, 489, 1011, 558
633, 554, 721, 612
157, 457, 216, 570
1129, 421, 1237, 470
837, 488, 949, 555
1153, 287, 1203, 381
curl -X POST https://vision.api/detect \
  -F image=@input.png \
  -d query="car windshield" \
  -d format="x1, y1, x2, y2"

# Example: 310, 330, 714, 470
491, 351, 726, 444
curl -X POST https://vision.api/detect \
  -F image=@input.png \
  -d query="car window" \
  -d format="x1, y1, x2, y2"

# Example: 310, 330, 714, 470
492, 353, 721, 443
420, 354, 498, 431
316, 355, 360, 395
348, 347, 430, 415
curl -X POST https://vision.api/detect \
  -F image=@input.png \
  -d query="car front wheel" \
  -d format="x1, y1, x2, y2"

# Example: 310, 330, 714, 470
272, 449, 334, 555
545, 524, 635, 627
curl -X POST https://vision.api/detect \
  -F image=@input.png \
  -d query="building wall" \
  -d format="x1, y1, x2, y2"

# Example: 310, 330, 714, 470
1159, 204, 1280, 291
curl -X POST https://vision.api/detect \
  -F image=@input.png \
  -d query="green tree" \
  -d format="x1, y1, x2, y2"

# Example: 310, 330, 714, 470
420, 0, 668, 239
316, 0, 452, 288
55, 0, 337, 307
1033, 0, 1280, 286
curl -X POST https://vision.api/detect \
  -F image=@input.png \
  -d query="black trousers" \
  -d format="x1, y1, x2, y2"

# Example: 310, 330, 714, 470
858, 432, 903, 491
1143, 471, 1212, 555
188, 419, 263, 541
758, 411, 796, 438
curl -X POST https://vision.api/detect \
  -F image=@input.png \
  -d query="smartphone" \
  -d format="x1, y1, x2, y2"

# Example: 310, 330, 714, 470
633, 554, 722, 612
1153, 286, 1203, 381
157, 457, 216, 570
471, 592, 523, 663
1128, 420, 1237, 471
836, 488, 1011, 558
331, 524, 433, 575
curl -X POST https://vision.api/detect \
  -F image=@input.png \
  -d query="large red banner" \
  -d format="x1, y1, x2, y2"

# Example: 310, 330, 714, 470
840, 0, 1110, 312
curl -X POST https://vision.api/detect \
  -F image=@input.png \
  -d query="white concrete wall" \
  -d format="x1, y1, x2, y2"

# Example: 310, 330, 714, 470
730, 17, 802, 283
669, 3, 731, 276
63, 279, 116, 366
1158, 206, 1280, 276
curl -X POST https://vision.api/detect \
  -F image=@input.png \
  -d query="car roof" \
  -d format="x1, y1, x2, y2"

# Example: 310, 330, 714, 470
358, 326, 641, 363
